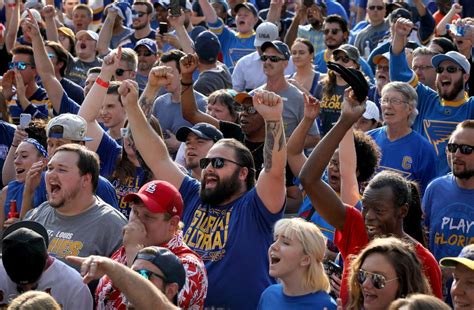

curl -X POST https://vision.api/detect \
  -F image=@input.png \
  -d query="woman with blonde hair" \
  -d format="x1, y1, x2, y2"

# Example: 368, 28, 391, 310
258, 218, 336, 309
348, 237, 432, 310
389, 293, 451, 310
8, 291, 61, 310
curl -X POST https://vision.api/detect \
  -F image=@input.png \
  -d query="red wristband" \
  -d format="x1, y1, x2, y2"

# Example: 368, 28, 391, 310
95, 77, 110, 88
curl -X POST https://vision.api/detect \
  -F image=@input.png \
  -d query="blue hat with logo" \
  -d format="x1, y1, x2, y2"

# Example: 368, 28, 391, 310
134, 38, 158, 54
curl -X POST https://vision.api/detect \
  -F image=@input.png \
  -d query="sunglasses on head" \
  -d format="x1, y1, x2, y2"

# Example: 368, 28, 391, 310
323, 28, 341, 35
8, 61, 34, 71
436, 66, 463, 74
447, 143, 474, 155
135, 269, 167, 283
235, 105, 257, 114
199, 157, 244, 169
334, 55, 351, 63
368, 5, 384, 10
260, 55, 286, 63
357, 269, 398, 289
115, 68, 133, 76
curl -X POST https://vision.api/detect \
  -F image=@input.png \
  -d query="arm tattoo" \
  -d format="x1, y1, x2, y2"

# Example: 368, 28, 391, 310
264, 120, 284, 172
139, 96, 153, 119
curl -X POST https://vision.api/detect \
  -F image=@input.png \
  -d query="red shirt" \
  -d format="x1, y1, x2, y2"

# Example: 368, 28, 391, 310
334, 206, 442, 306
95, 231, 208, 309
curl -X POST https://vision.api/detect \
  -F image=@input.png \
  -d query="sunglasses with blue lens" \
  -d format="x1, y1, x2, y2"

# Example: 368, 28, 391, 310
135, 269, 167, 283
8, 61, 35, 71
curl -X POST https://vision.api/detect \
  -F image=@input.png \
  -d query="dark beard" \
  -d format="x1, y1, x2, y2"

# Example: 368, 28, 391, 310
438, 78, 464, 101
200, 169, 241, 205
453, 169, 474, 180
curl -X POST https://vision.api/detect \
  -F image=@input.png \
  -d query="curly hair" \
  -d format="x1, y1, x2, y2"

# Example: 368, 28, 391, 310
348, 237, 432, 310
354, 130, 380, 183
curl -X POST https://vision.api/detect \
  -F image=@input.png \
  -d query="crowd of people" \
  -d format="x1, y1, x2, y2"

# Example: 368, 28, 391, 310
0, 0, 472, 308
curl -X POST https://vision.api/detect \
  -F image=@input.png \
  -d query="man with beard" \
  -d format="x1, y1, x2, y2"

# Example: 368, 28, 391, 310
121, 75, 287, 309
422, 120, 474, 295
134, 39, 159, 92
25, 144, 127, 271
390, 18, 474, 176
314, 14, 374, 81
119, 2, 156, 49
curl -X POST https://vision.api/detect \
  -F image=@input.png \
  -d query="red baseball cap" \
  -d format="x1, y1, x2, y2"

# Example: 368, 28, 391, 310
124, 181, 183, 218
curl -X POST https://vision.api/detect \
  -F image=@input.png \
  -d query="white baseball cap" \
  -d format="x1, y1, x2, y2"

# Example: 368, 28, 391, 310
254, 22, 279, 48
363, 100, 380, 122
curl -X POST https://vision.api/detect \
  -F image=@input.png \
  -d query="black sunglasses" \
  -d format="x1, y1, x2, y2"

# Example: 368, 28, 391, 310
334, 55, 351, 63
199, 157, 244, 169
115, 68, 133, 76
323, 28, 341, 35
260, 55, 286, 63
137, 51, 153, 57
368, 5, 384, 10
357, 269, 398, 289
132, 11, 147, 18
135, 269, 167, 283
8, 61, 35, 71
436, 66, 463, 74
447, 143, 474, 155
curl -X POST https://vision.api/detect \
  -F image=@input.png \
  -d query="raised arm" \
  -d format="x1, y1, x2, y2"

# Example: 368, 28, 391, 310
78, 48, 121, 152
20, 160, 45, 219
299, 88, 365, 231
198, 0, 218, 24
66, 255, 178, 310
97, 6, 117, 56
25, 10, 65, 114
168, 10, 194, 54
436, 3, 463, 36
43, 5, 59, 43
120, 79, 185, 190
180, 54, 220, 128
254, 90, 287, 214
266, 0, 283, 25
390, 18, 418, 85
5, 0, 19, 53
287, 93, 319, 177
339, 128, 360, 207
284, 6, 305, 48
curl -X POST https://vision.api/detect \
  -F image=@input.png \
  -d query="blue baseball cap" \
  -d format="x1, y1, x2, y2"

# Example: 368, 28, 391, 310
134, 38, 158, 54
194, 31, 221, 63
432, 51, 470, 73
234, 2, 258, 16
261, 40, 291, 60
176, 123, 223, 142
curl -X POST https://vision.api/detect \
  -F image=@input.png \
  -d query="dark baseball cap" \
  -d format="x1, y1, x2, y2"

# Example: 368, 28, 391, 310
194, 31, 221, 63
2, 221, 49, 285
134, 38, 158, 54
134, 246, 186, 290
261, 40, 291, 60
176, 123, 223, 143
390, 8, 411, 23
234, 2, 258, 16
333, 44, 360, 63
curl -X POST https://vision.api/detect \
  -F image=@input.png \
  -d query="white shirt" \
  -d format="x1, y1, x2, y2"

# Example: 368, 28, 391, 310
232, 51, 296, 92
0, 258, 93, 310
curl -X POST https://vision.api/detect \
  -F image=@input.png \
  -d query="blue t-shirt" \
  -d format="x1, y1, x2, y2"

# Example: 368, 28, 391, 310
179, 176, 283, 309
389, 50, 474, 176
0, 121, 15, 184
60, 78, 85, 105
4, 177, 48, 215
96, 132, 122, 179
423, 174, 474, 261
112, 166, 145, 219
57, 92, 81, 115
207, 18, 256, 72
7, 87, 50, 124
258, 284, 337, 310
368, 127, 437, 195
298, 196, 336, 242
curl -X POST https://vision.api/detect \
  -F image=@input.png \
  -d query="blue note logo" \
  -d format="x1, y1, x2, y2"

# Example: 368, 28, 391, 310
423, 120, 458, 156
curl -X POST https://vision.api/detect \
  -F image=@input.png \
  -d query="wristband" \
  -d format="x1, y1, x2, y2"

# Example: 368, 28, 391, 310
7, 4, 16, 8
181, 81, 193, 86
10, 144, 18, 148
95, 77, 110, 88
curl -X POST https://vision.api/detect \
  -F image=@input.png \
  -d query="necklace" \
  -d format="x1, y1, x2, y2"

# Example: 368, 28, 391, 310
244, 138, 264, 154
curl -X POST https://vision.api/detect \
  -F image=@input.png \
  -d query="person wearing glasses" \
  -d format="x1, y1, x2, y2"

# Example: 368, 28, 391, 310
347, 237, 432, 310
118, 2, 156, 49
367, 81, 437, 195
391, 18, 474, 176
94, 180, 207, 309
423, 120, 474, 292
121, 75, 287, 309
112, 47, 137, 82
299, 87, 442, 307
353, 0, 389, 55
133, 39, 159, 92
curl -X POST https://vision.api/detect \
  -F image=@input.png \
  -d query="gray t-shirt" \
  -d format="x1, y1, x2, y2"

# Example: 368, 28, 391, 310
354, 19, 390, 55
256, 84, 319, 138
194, 65, 232, 96
152, 91, 207, 135
65, 57, 103, 87
25, 199, 127, 271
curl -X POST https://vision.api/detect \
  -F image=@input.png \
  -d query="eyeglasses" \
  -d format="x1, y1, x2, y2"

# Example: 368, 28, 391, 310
436, 66, 463, 74
334, 55, 351, 63
199, 157, 244, 169
376, 65, 389, 72
413, 65, 433, 71
260, 55, 286, 63
137, 51, 154, 57
8, 61, 35, 71
323, 28, 341, 35
135, 269, 167, 283
132, 11, 147, 18
447, 143, 474, 155
115, 68, 134, 76
368, 5, 384, 10
357, 269, 398, 289
47, 53, 56, 59
380, 97, 408, 106
235, 105, 257, 114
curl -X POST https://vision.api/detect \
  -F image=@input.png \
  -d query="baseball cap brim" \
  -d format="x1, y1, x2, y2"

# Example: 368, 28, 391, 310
373, 54, 389, 65
234, 92, 253, 105
2, 221, 50, 247
333, 48, 358, 62
48, 132, 93, 142
432, 54, 465, 71
440, 257, 474, 270
76, 30, 99, 41
261, 41, 290, 60
175, 127, 213, 142
124, 192, 167, 214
